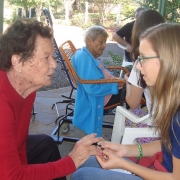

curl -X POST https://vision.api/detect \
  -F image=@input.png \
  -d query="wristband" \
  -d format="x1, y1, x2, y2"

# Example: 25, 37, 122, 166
136, 143, 143, 160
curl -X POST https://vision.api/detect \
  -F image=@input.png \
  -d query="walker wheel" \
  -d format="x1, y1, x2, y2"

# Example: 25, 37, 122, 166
60, 123, 70, 134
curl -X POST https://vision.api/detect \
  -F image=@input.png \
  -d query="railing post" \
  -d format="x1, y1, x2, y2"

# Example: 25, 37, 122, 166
85, 1, 88, 23
65, 0, 69, 24
116, 4, 120, 26
158, 0, 166, 18
0, 0, 4, 34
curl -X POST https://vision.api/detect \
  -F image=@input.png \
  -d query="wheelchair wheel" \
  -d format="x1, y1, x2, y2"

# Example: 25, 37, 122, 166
31, 114, 35, 121
60, 123, 70, 134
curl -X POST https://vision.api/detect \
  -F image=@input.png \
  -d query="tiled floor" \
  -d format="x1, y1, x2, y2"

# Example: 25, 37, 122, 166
29, 86, 114, 180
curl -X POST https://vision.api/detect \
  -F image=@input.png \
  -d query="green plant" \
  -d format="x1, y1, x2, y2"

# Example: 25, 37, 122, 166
108, 51, 123, 65
71, 13, 95, 29
101, 51, 123, 76
105, 51, 132, 77
3, 9, 21, 24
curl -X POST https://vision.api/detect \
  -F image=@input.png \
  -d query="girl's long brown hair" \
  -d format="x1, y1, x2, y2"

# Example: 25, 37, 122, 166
140, 23, 180, 152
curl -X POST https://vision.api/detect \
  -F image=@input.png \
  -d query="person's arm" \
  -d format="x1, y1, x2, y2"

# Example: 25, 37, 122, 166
97, 151, 177, 180
113, 33, 127, 47
98, 140, 161, 158
72, 50, 119, 96
126, 83, 143, 109
112, 33, 131, 52
0, 90, 102, 179
0, 96, 75, 180
101, 65, 124, 88
69, 134, 103, 168
172, 156, 180, 180
124, 73, 143, 109
96, 140, 178, 180
124, 60, 145, 109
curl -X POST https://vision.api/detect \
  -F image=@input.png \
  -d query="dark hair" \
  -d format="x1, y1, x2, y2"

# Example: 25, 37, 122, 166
0, 18, 53, 71
130, 10, 165, 88
135, 7, 147, 18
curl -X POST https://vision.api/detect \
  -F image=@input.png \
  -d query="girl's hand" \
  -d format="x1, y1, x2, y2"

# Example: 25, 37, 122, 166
98, 141, 126, 157
96, 148, 125, 170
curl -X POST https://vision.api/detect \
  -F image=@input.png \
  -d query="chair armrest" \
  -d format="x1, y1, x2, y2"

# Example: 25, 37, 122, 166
79, 78, 126, 84
107, 66, 129, 74
116, 106, 153, 124
122, 127, 159, 144
111, 106, 154, 143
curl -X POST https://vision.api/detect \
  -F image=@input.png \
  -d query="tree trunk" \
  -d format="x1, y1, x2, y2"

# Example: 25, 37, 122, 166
36, 4, 42, 21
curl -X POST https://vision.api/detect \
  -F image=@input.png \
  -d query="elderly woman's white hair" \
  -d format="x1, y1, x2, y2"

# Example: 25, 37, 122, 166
84, 26, 108, 44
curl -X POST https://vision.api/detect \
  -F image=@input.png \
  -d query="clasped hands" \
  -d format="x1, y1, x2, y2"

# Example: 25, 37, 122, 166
68, 134, 127, 170
95, 141, 127, 170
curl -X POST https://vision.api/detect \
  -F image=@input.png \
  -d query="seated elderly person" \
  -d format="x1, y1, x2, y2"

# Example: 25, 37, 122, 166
0, 18, 102, 180
72, 26, 123, 137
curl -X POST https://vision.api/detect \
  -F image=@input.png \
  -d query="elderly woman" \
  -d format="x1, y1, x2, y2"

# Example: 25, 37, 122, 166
0, 19, 102, 180
72, 26, 123, 137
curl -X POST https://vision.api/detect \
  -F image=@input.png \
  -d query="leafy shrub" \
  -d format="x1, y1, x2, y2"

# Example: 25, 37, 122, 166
104, 51, 132, 77
71, 13, 95, 29
108, 51, 123, 65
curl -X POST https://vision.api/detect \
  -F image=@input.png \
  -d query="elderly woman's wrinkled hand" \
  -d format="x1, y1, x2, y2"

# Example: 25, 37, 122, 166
68, 134, 103, 168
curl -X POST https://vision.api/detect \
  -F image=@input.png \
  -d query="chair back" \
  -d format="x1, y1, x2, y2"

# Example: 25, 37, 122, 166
43, 7, 77, 91
61, 40, 76, 60
43, 7, 53, 27
59, 41, 78, 88
59, 43, 127, 86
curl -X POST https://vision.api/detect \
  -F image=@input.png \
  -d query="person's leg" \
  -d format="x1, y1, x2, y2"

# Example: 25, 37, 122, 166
79, 156, 102, 168
26, 134, 66, 180
125, 52, 132, 62
73, 156, 143, 180
72, 167, 143, 180
105, 89, 122, 107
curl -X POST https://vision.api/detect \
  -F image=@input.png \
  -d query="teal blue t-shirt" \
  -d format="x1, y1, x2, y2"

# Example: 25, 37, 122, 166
162, 110, 180, 172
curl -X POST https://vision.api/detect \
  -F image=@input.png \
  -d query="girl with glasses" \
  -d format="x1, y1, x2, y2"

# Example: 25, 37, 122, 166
72, 22, 180, 180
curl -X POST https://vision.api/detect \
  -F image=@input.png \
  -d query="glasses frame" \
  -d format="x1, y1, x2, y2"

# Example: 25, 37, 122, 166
137, 55, 159, 67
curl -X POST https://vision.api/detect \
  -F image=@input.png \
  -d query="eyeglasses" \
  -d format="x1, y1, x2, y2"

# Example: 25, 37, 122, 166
137, 55, 159, 67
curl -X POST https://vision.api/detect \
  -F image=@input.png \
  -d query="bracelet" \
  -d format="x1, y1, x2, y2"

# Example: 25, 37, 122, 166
136, 143, 143, 160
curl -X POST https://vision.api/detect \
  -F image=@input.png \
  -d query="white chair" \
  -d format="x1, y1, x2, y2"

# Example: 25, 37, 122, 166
117, 43, 133, 78
111, 106, 159, 144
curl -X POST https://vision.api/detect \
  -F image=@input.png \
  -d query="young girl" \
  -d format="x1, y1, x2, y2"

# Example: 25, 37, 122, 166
72, 23, 180, 180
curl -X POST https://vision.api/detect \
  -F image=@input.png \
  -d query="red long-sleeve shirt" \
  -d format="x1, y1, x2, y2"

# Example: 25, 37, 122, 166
0, 70, 76, 179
